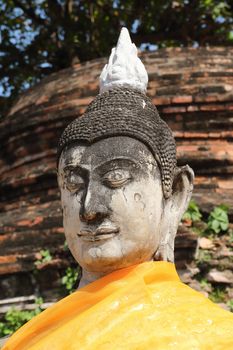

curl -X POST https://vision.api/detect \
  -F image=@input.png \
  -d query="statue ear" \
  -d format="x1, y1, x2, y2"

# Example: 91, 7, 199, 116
155, 165, 194, 262
171, 165, 194, 222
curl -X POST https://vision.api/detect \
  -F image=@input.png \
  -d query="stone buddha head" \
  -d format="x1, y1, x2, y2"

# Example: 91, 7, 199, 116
57, 28, 194, 285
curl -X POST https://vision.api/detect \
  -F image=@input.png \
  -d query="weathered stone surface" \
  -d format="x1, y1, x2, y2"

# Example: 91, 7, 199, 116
0, 336, 9, 348
199, 237, 214, 250
178, 266, 200, 284
207, 270, 233, 284
0, 47, 233, 302
188, 280, 209, 298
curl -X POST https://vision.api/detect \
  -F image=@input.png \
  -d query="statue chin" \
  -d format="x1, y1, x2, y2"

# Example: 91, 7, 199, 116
58, 136, 194, 282
68, 233, 158, 275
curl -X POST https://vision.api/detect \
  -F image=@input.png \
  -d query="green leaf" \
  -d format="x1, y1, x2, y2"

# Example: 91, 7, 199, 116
61, 267, 79, 294
206, 204, 229, 235
220, 222, 228, 231
182, 200, 202, 224
211, 219, 220, 233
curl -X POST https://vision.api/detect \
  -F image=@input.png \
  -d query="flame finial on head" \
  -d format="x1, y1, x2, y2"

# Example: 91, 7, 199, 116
99, 27, 148, 94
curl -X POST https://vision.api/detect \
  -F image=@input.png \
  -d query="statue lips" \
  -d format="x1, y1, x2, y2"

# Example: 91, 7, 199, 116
78, 225, 120, 242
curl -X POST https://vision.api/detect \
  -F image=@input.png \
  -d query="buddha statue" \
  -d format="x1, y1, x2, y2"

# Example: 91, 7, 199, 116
3, 28, 233, 350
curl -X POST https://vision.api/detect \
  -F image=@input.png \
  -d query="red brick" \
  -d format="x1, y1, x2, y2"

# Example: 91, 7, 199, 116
194, 95, 218, 103
167, 121, 182, 131
208, 132, 221, 138
218, 180, 233, 189
223, 84, 233, 92
152, 97, 171, 105
187, 105, 199, 112
162, 106, 186, 114
217, 94, 233, 102
172, 96, 192, 104
70, 97, 94, 106
0, 255, 17, 264
56, 227, 64, 233
35, 95, 49, 105
183, 132, 207, 138
200, 104, 226, 111
79, 107, 86, 114
0, 262, 26, 275
173, 131, 184, 138
17, 219, 32, 227
88, 82, 99, 91
32, 216, 43, 226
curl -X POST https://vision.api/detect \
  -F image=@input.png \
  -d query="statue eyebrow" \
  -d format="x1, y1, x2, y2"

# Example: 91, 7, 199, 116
63, 164, 89, 178
94, 158, 138, 173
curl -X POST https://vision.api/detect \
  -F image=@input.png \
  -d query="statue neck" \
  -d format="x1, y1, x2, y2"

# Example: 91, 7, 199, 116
78, 260, 177, 290
78, 269, 108, 289
78, 258, 156, 289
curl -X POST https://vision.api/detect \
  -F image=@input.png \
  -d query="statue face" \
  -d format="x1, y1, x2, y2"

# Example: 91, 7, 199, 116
58, 136, 166, 274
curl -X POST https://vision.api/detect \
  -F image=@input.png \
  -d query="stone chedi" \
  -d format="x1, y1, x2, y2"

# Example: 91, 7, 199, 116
2, 45, 233, 303
3, 28, 233, 350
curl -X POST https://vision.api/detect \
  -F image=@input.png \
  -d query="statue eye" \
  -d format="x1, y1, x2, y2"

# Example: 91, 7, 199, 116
65, 171, 85, 193
103, 169, 131, 188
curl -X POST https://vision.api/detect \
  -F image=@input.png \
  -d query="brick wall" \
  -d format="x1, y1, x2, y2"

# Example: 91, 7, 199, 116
0, 47, 232, 302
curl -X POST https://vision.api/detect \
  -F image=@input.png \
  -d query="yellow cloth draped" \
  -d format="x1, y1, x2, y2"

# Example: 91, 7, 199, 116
3, 261, 233, 349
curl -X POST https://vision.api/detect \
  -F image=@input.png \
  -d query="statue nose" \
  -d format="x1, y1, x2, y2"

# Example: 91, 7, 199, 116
80, 210, 107, 223
82, 212, 97, 221
79, 184, 109, 222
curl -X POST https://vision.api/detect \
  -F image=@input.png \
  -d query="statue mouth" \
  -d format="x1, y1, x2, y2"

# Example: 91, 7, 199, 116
78, 226, 120, 241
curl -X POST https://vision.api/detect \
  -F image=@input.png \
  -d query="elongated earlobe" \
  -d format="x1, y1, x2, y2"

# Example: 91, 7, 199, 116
154, 165, 194, 262
172, 165, 194, 220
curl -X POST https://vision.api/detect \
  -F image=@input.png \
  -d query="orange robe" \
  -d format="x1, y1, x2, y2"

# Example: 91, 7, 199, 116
3, 261, 233, 349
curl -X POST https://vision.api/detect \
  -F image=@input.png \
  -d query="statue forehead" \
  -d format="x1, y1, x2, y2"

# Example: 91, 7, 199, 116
59, 136, 157, 169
